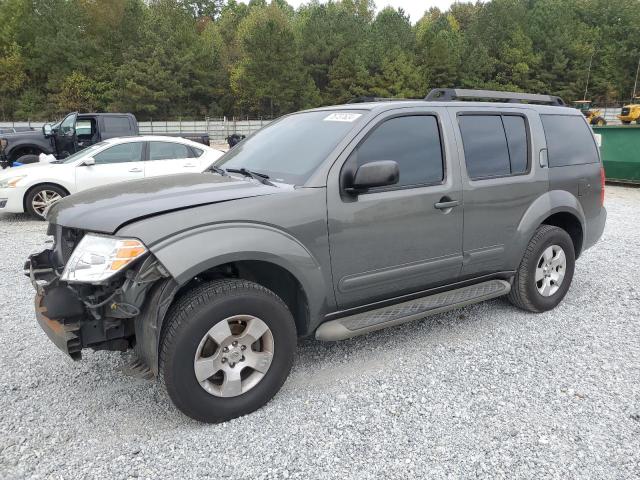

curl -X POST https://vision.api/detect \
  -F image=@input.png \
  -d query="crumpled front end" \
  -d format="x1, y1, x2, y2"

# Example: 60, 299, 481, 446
25, 224, 172, 365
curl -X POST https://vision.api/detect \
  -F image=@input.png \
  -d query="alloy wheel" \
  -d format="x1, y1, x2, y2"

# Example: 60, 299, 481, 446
31, 189, 62, 217
193, 315, 274, 398
535, 245, 566, 297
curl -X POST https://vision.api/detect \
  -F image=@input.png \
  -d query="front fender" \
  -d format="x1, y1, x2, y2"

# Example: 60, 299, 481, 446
7, 139, 53, 159
150, 222, 328, 324
514, 189, 585, 258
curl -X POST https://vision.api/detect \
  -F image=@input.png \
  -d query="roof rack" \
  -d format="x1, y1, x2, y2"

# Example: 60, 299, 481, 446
347, 96, 414, 104
425, 88, 566, 106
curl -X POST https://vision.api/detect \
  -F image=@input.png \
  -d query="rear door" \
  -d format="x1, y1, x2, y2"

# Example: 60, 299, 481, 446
144, 141, 198, 178
449, 107, 548, 276
326, 108, 464, 309
75, 141, 145, 191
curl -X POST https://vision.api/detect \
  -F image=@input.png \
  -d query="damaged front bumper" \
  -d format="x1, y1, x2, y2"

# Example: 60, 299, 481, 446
25, 245, 172, 365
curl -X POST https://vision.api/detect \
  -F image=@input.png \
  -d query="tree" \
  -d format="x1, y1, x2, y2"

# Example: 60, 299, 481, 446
0, 43, 27, 119
231, 3, 319, 116
52, 71, 104, 113
326, 47, 371, 103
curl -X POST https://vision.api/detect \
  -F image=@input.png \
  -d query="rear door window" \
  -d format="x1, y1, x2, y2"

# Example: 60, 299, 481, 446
148, 142, 192, 160
459, 114, 530, 179
103, 116, 133, 136
459, 115, 511, 179
541, 115, 599, 167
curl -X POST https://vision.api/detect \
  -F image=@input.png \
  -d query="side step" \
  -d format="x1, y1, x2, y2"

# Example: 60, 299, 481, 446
316, 279, 511, 341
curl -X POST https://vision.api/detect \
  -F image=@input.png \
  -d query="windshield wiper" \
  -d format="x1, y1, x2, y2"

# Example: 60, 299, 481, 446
207, 165, 228, 176
226, 168, 274, 186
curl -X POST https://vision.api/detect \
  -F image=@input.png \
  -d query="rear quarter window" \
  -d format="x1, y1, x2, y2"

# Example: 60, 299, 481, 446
541, 115, 599, 167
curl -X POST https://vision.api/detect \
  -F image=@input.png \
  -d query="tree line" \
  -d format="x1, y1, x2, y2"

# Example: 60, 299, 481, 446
0, 0, 639, 121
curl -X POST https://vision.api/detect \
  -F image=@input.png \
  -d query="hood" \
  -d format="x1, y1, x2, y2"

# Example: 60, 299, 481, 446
47, 173, 283, 233
1, 130, 40, 138
0, 161, 67, 179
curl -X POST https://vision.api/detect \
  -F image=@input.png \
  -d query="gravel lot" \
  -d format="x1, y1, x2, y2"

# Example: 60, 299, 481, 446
1, 186, 639, 479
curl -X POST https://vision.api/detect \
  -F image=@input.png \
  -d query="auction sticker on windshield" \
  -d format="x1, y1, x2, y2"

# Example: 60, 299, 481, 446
323, 113, 362, 122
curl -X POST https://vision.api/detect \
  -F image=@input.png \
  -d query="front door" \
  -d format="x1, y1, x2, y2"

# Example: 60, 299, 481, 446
327, 109, 464, 309
75, 141, 145, 192
54, 112, 78, 158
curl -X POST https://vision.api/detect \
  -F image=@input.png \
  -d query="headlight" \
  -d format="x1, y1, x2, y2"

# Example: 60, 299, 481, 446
0, 175, 27, 188
0, 138, 7, 150
61, 234, 147, 283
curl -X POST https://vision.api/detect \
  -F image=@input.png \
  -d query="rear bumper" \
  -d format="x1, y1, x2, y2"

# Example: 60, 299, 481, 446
583, 206, 607, 253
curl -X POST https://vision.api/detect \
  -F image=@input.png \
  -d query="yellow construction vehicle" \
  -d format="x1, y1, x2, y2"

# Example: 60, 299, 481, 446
617, 98, 640, 124
573, 100, 607, 126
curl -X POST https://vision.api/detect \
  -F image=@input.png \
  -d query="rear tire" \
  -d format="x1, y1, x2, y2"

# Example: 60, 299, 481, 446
508, 225, 575, 313
622, 120, 631, 125
24, 183, 67, 220
160, 279, 297, 423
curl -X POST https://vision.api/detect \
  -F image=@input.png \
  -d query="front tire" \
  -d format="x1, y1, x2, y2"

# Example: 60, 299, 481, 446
24, 183, 67, 220
160, 279, 297, 423
508, 225, 575, 313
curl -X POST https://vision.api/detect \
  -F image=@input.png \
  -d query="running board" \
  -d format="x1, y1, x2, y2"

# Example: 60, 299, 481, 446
315, 279, 511, 341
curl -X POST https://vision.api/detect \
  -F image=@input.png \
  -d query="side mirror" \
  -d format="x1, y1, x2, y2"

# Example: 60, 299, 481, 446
347, 160, 399, 194
81, 157, 95, 166
42, 124, 53, 137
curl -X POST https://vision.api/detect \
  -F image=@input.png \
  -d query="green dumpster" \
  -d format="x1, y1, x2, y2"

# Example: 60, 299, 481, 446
592, 125, 640, 183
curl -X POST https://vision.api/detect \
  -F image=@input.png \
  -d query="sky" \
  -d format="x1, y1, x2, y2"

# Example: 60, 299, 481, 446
284, 0, 460, 23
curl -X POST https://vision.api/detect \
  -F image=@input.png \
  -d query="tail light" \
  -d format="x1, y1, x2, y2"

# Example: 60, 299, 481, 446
600, 166, 605, 206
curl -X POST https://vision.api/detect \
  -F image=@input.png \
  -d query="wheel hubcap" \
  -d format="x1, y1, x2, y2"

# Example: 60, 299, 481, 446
535, 245, 566, 297
32, 190, 62, 217
193, 315, 274, 398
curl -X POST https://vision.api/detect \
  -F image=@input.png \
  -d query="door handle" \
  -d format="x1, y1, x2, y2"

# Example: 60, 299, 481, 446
129, 168, 143, 173
434, 199, 460, 210
183, 163, 196, 167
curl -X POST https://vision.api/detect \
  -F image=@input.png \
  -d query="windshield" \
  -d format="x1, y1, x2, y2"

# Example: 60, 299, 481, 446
215, 110, 365, 185
61, 142, 108, 163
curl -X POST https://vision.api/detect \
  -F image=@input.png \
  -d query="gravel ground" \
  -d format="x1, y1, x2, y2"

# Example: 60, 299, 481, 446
1, 186, 639, 479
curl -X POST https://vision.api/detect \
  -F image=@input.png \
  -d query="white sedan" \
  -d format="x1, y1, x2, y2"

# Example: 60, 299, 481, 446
0, 136, 224, 219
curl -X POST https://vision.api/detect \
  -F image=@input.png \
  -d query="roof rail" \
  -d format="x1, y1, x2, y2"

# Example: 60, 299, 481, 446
347, 96, 413, 104
425, 88, 566, 106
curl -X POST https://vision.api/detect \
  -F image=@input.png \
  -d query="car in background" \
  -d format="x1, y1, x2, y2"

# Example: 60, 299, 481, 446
0, 136, 223, 219
0, 112, 211, 169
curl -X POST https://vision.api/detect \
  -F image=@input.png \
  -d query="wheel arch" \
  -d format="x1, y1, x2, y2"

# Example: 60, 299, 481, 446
147, 222, 330, 336
516, 190, 586, 262
8, 143, 48, 161
23, 182, 71, 211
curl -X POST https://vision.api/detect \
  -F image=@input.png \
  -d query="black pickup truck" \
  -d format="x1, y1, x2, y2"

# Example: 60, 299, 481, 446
0, 112, 210, 168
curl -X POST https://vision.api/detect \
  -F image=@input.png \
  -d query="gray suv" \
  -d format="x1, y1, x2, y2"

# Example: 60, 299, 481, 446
26, 89, 606, 423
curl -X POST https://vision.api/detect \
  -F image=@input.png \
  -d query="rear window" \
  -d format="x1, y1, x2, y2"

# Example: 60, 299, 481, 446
541, 115, 599, 167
